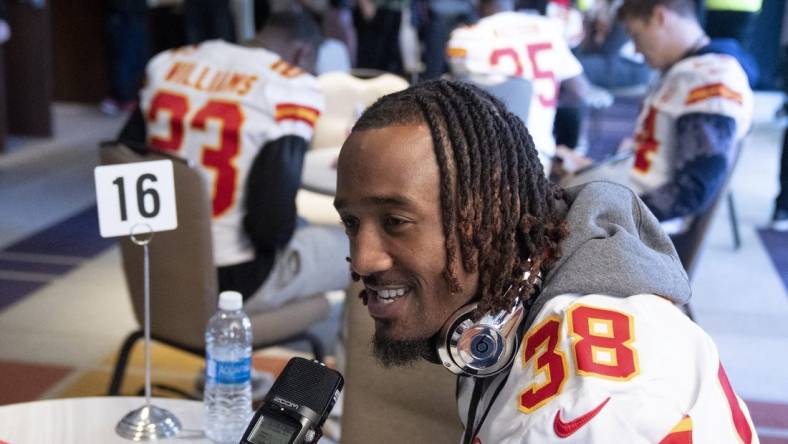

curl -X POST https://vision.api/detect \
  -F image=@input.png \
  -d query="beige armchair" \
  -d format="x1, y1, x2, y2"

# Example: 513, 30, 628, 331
340, 282, 463, 443
311, 71, 409, 151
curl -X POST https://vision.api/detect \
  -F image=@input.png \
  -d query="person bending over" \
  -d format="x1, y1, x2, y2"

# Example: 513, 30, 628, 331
559, 0, 754, 234
334, 79, 757, 443
118, 11, 350, 313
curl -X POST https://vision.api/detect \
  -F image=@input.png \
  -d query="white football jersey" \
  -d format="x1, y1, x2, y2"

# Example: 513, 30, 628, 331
458, 294, 758, 443
447, 12, 583, 168
545, 2, 584, 48
139, 40, 324, 266
628, 52, 752, 196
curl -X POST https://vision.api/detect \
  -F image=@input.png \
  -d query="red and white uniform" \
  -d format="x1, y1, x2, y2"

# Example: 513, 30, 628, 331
628, 53, 752, 196
139, 40, 324, 266
545, 2, 584, 48
447, 12, 583, 169
459, 294, 758, 443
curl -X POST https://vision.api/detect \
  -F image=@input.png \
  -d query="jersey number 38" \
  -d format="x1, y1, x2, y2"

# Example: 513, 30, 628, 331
519, 305, 638, 412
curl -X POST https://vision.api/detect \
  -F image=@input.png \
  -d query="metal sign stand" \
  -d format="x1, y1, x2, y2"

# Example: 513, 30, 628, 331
116, 224, 181, 440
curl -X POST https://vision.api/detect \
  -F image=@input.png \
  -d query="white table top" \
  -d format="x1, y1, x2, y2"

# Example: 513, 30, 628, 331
0, 397, 212, 443
301, 147, 340, 196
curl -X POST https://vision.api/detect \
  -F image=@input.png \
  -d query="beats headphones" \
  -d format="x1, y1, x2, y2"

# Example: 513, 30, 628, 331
435, 272, 540, 378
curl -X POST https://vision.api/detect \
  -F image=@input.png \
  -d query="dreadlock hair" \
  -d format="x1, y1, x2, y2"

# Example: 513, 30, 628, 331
352, 79, 568, 315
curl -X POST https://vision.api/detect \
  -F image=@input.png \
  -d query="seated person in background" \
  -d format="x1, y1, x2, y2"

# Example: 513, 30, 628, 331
573, 0, 654, 90
118, 11, 351, 313
334, 79, 757, 443
321, 0, 358, 67
541, 0, 585, 48
446, 0, 608, 172
559, 0, 754, 233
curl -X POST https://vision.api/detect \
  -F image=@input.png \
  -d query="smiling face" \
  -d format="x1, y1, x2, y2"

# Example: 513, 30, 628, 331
334, 123, 479, 364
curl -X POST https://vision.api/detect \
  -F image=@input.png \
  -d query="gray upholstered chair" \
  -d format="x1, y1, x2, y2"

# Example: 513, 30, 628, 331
462, 75, 533, 127
101, 142, 330, 396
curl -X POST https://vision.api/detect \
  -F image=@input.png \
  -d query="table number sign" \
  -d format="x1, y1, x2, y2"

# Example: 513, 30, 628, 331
94, 160, 178, 238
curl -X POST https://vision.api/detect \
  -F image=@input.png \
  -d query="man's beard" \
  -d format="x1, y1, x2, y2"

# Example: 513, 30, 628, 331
372, 325, 432, 367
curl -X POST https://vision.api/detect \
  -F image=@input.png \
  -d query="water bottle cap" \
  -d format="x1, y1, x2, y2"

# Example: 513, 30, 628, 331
218, 291, 243, 311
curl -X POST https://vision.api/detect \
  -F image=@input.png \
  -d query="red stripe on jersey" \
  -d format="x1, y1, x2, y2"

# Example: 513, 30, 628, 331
685, 83, 743, 105
275, 103, 321, 127
718, 363, 753, 444
659, 430, 692, 444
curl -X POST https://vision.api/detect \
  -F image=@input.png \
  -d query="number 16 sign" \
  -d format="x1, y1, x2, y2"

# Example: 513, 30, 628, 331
94, 160, 178, 238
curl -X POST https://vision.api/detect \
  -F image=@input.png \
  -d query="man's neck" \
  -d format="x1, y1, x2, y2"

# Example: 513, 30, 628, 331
667, 22, 709, 67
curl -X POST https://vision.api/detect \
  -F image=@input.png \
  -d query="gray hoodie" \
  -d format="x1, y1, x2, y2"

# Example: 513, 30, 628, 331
525, 180, 692, 331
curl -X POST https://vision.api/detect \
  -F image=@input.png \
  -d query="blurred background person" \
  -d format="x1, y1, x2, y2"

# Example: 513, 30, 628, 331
771, 2, 788, 231
322, 0, 358, 67
447, 0, 607, 172
184, 0, 236, 44
573, 0, 654, 90
419, 0, 475, 80
117, 10, 350, 313
560, 0, 754, 235
355, 0, 406, 75
773, 121, 788, 230
101, 0, 150, 115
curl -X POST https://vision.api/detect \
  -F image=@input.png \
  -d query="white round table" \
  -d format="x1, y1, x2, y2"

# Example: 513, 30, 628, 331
302, 147, 340, 196
0, 397, 212, 443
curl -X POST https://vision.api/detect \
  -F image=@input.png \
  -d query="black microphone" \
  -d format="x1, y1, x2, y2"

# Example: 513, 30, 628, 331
240, 357, 344, 444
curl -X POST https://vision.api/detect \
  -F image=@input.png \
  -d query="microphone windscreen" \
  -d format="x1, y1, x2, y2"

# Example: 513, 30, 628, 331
267, 358, 342, 415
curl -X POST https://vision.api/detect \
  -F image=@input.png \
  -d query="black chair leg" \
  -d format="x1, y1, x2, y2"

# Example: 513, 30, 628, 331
727, 192, 741, 250
108, 330, 144, 396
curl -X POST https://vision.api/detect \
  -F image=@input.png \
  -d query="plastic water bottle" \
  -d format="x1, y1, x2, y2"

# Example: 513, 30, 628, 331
204, 291, 253, 443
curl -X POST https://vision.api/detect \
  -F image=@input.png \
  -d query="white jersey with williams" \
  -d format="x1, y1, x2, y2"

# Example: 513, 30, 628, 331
458, 293, 758, 444
140, 40, 324, 266
628, 52, 752, 196
447, 12, 583, 167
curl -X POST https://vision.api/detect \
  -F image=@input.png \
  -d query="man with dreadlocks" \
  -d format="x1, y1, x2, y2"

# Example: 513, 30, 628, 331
334, 79, 757, 443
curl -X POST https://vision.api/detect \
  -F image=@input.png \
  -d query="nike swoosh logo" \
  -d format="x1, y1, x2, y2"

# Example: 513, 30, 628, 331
553, 396, 611, 438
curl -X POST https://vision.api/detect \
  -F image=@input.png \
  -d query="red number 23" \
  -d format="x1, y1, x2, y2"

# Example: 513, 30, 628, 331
147, 91, 244, 217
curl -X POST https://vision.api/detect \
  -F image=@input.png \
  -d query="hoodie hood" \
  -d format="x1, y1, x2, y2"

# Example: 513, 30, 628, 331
527, 181, 691, 325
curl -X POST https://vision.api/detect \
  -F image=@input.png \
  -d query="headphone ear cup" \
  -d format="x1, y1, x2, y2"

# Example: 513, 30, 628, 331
436, 303, 478, 374
436, 298, 524, 378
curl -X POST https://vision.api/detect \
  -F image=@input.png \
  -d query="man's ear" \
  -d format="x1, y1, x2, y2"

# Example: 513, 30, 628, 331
652, 4, 668, 27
